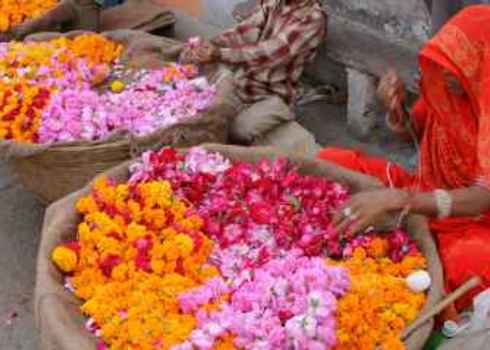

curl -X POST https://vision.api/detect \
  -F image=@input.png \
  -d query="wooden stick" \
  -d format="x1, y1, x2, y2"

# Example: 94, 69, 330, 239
401, 276, 482, 340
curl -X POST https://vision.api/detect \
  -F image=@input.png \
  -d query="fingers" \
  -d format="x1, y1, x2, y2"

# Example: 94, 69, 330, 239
346, 218, 369, 237
335, 217, 352, 236
333, 202, 362, 234
332, 210, 343, 227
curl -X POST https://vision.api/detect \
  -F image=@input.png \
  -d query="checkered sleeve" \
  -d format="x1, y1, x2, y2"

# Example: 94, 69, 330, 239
212, 9, 267, 48
219, 11, 326, 68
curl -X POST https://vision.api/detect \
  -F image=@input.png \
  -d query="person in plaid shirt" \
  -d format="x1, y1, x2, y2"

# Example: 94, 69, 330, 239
183, 0, 327, 107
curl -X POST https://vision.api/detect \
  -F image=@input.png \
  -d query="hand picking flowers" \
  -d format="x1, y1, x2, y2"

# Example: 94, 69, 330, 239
0, 34, 216, 143
0, 0, 58, 33
52, 147, 431, 350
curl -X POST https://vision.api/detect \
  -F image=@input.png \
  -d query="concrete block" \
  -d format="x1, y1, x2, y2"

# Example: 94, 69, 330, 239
346, 68, 378, 140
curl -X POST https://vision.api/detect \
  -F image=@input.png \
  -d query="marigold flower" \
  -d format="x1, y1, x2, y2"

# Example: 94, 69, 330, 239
110, 80, 125, 93
0, 0, 58, 32
51, 245, 78, 273
52, 177, 217, 349
332, 240, 427, 350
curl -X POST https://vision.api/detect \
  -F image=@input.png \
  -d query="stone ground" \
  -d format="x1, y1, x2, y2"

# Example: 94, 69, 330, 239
0, 99, 417, 350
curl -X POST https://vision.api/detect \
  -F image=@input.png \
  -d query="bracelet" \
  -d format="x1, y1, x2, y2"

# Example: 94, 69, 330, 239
434, 189, 453, 219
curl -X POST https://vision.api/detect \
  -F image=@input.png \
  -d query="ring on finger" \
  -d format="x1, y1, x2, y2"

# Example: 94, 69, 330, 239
365, 226, 375, 233
343, 207, 358, 221
343, 207, 353, 218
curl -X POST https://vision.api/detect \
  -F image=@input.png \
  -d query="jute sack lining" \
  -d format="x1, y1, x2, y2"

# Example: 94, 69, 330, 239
99, 0, 176, 32
35, 144, 444, 350
3, 0, 175, 39
0, 30, 235, 204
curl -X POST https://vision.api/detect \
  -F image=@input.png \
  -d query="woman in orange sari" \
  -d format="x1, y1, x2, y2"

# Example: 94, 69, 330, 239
319, 4, 490, 311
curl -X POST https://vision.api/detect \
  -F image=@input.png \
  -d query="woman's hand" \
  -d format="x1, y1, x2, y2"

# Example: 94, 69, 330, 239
377, 70, 408, 133
333, 189, 409, 236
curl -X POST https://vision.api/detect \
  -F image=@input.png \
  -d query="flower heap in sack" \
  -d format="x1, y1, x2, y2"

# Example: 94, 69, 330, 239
0, 34, 216, 143
0, 34, 121, 142
52, 177, 220, 349
0, 0, 58, 33
52, 147, 430, 350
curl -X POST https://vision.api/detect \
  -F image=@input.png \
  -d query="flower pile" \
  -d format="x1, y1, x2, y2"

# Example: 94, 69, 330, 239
39, 65, 215, 143
332, 242, 427, 350
0, 34, 216, 143
0, 0, 58, 33
0, 81, 50, 141
53, 177, 220, 349
176, 252, 350, 350
52, 148, 429, 350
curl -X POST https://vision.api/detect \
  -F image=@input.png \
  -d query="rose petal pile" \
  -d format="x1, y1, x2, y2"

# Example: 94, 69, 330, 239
0, 0, 58, 33
176, 252, 350, 350
38, 65, 216, 143
52, 148, 428, 350
0, 34, 216, 143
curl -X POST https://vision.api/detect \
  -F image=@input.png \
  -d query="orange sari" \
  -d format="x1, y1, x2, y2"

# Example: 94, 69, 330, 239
319, 5, 490, 311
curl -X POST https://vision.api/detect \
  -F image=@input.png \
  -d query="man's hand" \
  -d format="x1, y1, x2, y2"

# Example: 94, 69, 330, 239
180, 38, 220, 64
333, 189, 409, 236
377, 70, 408, 133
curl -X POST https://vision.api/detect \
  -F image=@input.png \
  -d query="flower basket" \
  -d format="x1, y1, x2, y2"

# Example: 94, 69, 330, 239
0, 30, 235, 204
35, 144, 444, 350
0, 0, 175, 40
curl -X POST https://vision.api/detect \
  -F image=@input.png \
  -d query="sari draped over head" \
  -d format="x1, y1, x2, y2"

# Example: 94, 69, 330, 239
318, 5, 490, 311
415, 4, 490, 192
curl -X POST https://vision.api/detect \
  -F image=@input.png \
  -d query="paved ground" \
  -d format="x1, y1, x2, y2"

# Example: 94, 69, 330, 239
0, 165, 43, 350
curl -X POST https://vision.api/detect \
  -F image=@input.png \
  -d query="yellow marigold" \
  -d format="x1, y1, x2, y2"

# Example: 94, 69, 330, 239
174, 233, 194, 258
126, 222, 147, 242
76, 195, 98, 215
51, 246, 78, 273
110, 79, 125, 93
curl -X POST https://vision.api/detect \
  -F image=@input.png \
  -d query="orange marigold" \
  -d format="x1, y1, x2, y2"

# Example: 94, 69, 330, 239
331, 239, 427, 350
52, 178, 218, 349
0, 0, 58, 33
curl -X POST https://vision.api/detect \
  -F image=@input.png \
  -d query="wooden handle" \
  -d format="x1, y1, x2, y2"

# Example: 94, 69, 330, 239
401, 276, 482, 340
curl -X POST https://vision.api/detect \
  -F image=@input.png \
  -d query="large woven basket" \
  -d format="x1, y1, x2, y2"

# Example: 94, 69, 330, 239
0, 30, 235, 204
34, 144, 444, 350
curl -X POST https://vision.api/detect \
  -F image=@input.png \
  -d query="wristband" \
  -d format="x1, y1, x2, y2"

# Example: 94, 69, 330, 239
434, 189, 452, 219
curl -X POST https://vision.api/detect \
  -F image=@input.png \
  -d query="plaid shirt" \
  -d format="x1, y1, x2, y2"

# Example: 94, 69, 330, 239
212, 0, 327, 106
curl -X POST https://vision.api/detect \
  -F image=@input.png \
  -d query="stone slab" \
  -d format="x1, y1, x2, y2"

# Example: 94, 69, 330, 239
0, 162, 43, 350
325, 14, 421, 92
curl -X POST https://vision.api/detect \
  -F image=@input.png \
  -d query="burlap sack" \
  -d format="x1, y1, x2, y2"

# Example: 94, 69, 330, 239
100, 0, 176, 32
253, 121, 320, 159
0, 0, 175, 42
0, 30, 235, 204
35, 144, 444, 350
